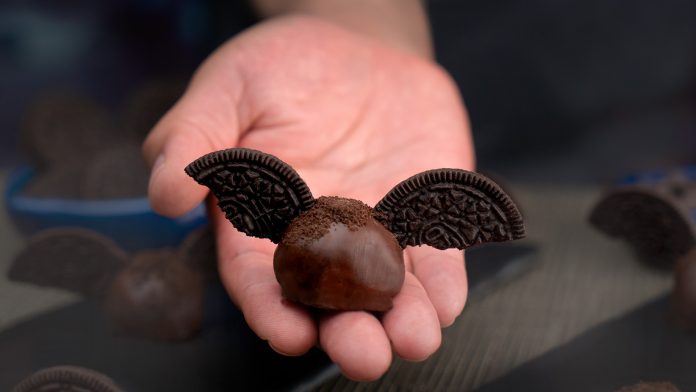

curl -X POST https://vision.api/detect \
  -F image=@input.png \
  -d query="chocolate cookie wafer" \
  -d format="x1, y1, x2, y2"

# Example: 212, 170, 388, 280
80, 143, 150, 199
590, 168, 696, 267
12, 365, 124, 392
21, 92, 120, 167
374, 169, 525, 250
20, 162, 85, 199
8, 229, 128, 297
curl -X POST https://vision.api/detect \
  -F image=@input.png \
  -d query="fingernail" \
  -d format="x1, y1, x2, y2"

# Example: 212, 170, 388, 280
268, 341, 303, 357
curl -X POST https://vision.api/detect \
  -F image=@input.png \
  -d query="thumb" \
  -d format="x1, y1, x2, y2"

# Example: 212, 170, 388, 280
142, 60, 247, 217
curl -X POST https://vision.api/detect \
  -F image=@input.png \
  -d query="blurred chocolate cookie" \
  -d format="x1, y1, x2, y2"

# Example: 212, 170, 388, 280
20, 162, 85, 199
12, 365, 124, 392
21, 92, 120, 168
80, 143, 150, 199
8, 229, 128, 297
122, 79, 185, 140
590, 167, 696, 268
104, 249, 205, 340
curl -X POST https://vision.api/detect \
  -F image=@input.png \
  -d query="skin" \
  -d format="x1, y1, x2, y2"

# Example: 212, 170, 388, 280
143, 14, 474, 381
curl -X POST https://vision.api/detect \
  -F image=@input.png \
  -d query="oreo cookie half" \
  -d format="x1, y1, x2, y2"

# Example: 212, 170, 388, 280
80, 143, 150, 199
12, 365, 124, 392
8, 229, 128, 297
590, 188, 695, 268
185, 148, 315, 243
374, 169, 526, 250
20, 162, 85, 199
21, 92, 119, 167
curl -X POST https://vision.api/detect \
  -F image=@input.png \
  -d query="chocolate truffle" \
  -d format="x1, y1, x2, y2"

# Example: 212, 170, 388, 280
20, 91, 118, 168
104, 250, 204, 340
671, 247, 696, 332
186, 148, 525, 311
274, 197, 404, 311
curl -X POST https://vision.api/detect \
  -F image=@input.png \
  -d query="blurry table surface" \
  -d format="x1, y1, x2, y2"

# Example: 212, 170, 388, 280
0, 171, 674, 391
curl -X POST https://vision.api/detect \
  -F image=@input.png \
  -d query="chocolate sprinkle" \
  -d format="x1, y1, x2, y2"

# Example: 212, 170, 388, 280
282, 196, 373, 244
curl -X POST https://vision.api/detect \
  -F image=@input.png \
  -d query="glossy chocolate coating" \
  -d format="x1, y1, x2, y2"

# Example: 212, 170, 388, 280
671, 247, 696, 332
274, 197, 404, 311
104, 250, 204, 340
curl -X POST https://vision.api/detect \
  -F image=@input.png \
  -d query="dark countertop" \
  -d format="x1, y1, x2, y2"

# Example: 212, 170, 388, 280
315, 183, 674, 391
0, 174, 676, 391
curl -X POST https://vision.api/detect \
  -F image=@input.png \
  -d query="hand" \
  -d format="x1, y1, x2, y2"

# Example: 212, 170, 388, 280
143, 15, 474, 381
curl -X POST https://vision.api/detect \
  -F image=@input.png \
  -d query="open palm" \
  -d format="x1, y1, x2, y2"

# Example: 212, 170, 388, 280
144, 15, 474, 381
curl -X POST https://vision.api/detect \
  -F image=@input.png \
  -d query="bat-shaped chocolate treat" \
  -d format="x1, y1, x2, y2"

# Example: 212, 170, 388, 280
186, 148, 525, 311
9, 228, 217, 341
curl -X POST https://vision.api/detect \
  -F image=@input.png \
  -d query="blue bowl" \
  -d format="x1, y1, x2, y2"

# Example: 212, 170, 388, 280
617, 164, 696, 186
4, 166, 208, 251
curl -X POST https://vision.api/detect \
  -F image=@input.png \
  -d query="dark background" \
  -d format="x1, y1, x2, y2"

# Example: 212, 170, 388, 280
0, 0, 694, 178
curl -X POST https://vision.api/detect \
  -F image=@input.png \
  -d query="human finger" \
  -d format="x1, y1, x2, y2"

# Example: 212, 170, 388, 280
381, 272, 442, 361
214, 209, 318, 356
406, 246, 468, 327
319, 310, 392, 381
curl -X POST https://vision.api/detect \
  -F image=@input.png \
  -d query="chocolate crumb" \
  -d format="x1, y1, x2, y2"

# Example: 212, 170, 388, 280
282, 196, 373, 243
